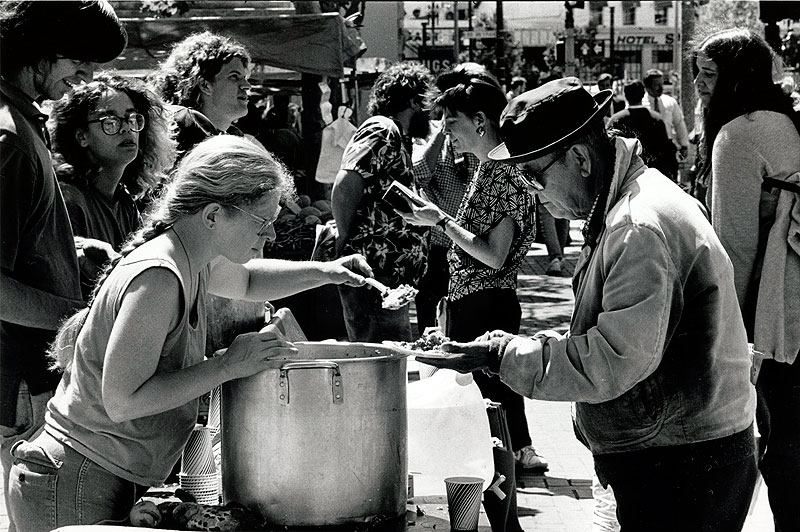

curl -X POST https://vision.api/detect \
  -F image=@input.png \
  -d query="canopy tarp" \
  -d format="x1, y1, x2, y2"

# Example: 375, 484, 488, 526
106, 13, 351, 78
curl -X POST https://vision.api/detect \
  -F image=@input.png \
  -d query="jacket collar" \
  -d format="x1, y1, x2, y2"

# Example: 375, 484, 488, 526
0, 77, 48, 122
602, 136, 647, 219
572, 137, 647, 284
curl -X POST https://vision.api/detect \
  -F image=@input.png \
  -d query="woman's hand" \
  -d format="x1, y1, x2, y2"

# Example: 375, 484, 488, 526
399, 201, 447, 228
221, 330, 298, 380
322, 253, 374, 286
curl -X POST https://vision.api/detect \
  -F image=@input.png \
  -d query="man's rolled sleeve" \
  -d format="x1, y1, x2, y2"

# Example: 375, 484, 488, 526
499, 336, 548, 397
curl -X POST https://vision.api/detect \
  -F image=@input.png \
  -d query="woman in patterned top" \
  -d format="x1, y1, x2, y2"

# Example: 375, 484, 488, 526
400, 68, 546, 471
332, 62, 434, 342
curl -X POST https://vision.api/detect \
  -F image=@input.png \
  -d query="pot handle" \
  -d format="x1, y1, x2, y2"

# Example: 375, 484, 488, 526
278, 361, 343, 406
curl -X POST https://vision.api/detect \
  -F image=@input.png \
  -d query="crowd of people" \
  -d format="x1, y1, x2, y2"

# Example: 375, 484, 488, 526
1, 2, 798, 531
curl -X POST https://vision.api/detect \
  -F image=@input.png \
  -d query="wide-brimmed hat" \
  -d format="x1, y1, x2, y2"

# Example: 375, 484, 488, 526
0, 1, 127, 65
488, 77, 613, 164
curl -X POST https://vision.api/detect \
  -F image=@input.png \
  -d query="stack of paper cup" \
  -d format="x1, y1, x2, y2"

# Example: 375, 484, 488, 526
417, 361, 438, 379
208, 386, 221, 435
444, 476, 484, 531
180, 426, 218, 505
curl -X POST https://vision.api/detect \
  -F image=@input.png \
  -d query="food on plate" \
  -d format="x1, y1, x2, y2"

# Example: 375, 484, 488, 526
397, 327, 450, 352
381, 283, 419, 310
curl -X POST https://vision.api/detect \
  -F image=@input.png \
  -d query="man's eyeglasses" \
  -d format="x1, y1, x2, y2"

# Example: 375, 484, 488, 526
229, 204, 272, 236
87, 112, 146, 136
518, 149, 567, 192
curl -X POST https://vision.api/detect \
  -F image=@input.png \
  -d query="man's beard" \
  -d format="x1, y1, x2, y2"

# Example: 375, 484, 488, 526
407, 109, 432, 139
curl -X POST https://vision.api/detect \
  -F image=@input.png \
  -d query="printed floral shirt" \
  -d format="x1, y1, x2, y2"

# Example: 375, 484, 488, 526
339, 115, 429, 286
448, 160, 537, 301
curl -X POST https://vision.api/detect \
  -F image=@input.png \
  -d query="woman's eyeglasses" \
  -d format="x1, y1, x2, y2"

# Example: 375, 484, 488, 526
87, 112, 146, 136
229, 204, 271, 236
518, 149, 567, 191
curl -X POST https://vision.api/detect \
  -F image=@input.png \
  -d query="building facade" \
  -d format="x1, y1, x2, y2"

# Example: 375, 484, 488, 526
401, 1, 680, 90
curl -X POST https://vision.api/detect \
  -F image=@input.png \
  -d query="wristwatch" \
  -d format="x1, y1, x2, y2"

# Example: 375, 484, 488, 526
436, 217, 449, 229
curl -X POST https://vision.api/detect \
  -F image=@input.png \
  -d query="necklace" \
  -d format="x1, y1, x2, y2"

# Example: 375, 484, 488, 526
581, 186, 608, 250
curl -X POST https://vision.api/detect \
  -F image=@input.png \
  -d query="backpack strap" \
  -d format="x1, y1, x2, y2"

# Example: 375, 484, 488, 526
762, 177, 800, 194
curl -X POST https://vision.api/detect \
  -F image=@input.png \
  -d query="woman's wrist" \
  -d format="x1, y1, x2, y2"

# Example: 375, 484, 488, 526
436, 216, 450, 230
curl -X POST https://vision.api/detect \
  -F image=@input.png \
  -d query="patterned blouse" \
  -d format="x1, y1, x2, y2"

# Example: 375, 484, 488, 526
339, 115, 429, 286
447, 160, 537, 302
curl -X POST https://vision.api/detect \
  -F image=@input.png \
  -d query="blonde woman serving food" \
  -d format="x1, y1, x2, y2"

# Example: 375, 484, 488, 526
7, 135, 372, 531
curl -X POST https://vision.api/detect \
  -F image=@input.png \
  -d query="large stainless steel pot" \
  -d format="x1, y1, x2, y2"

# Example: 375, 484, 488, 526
221, 341, 408, 526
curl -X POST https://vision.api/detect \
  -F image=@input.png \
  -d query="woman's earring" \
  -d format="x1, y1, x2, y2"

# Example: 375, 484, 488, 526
476, 125, 486, 137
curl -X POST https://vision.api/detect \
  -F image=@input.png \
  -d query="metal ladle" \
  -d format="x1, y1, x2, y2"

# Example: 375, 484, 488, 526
363, 278, 417, 310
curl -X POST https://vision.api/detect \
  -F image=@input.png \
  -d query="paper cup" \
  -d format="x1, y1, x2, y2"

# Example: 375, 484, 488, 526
179, 472, 219, 505
444, 476, 484, 531
208, 386, 221, 434
417, 361, 438, 379
182, 426, 216, 475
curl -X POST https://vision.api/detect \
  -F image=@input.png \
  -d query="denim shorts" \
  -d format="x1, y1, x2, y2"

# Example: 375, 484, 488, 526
7, 431, 148, 532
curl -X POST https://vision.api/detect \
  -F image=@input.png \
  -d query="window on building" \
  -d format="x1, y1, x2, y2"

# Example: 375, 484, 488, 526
589, 2, 604, 26
622, 1, 639, 25
652, 46, 674, 77
618, 46, 642, 80
654, 0, 671, 25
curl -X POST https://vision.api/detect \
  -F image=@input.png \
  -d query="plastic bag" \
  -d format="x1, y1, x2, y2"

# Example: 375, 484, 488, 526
407, 369, 494, 496
311, 221, 338, 262
315, 106, 357, 184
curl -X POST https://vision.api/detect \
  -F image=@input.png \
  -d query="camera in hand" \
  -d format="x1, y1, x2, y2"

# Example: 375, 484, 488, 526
382, 181, 425, 213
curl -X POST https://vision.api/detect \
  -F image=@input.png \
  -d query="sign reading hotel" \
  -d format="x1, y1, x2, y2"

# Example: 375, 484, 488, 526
613, 33, 675, 45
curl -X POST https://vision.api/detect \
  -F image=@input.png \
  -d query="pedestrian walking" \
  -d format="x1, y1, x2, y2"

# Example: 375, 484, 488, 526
694, 27, 800, 532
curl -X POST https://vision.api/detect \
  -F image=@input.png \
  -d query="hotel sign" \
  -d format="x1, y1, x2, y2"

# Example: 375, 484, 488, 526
614, 33, 675, 45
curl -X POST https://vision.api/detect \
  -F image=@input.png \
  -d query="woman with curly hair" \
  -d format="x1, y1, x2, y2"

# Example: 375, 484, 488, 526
693, 27, 800, 531
148, 31, 251, 154
332, 61, 434, 342
50, 73, 177, 299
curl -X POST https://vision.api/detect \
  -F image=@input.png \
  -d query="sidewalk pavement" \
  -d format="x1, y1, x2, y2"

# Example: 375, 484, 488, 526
0, 222, 776, 531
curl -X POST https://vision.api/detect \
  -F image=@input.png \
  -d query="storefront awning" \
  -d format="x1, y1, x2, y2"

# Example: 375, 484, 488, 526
105, 13, 357, 78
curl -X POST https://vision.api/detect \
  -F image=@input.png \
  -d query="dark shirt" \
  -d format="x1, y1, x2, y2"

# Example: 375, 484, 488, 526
608, 106, 674, 176
60, 181, 141, 299
0, 80, 83, 424
173, 106, 243, 156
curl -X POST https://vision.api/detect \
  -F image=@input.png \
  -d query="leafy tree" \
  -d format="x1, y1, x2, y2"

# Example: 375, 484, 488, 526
139, 0, 191, 18
462, 11, 523, 87
694, 0, 763, 41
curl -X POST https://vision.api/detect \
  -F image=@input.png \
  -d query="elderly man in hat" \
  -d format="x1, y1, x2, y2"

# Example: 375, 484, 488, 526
418, 78, 758, 531
0, 2, 126, 529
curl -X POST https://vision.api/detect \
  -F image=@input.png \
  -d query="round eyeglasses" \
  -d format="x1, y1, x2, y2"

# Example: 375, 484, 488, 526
87, 112, 146, 136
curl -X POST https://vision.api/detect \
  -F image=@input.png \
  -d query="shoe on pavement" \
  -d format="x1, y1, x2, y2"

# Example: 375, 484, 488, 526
546, 258, 563, 276
514, 445, 549, 470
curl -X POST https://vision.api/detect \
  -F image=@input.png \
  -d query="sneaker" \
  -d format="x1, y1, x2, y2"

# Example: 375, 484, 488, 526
546, 257, 563, 276
514, 445, 549, 470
